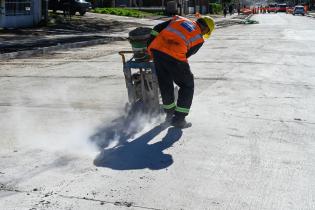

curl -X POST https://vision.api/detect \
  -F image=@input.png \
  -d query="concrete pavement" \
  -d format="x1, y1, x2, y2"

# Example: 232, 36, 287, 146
1, 13, 315, 209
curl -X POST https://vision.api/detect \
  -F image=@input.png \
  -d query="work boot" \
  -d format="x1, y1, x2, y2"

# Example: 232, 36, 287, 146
165, 112, 174, 123
171, 115, 192, 129
164, 108, 175, 123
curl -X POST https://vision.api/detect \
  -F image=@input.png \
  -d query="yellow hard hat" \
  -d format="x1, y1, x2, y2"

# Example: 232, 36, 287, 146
201, 16, 215, 39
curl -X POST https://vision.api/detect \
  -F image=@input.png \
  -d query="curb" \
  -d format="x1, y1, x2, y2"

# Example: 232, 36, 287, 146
0, 36, 125, 60
245, 14, 254, 20
306, 14, 315, 18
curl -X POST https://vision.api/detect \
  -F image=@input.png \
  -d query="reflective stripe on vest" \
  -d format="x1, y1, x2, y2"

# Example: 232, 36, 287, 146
164, 27, 203, 48
148, 16, 204, 62
189, 34, 203, 43
164, 26, 190, 46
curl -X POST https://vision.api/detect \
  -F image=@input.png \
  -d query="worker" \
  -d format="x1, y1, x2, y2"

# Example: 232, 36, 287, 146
224, 6, 227, 17
147, 15, 215, 128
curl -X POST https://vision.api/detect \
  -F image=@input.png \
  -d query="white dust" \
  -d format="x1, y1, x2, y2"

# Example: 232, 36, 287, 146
4, 79, 162, 157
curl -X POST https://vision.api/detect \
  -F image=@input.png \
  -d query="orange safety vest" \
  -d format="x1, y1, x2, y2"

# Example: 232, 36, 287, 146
148, 16, 204, 63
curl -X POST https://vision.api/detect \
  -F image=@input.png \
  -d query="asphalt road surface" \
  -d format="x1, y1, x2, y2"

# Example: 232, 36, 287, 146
1, 13, 315, 209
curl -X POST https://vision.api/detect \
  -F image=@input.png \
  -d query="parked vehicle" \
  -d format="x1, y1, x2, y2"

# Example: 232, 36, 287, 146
293, 5, 305, 16
49, 0, 92, 16
277, 4, 287, 12
268, 3, 278, 13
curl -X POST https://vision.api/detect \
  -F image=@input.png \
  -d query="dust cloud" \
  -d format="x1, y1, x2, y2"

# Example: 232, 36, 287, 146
3, 79, 162, 157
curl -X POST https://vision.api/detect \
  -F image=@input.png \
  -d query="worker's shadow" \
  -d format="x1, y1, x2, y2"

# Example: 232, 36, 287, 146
90, 111, 183, 170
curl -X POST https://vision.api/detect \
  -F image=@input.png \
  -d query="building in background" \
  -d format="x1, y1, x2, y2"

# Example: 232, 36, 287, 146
0, 0, 47, 28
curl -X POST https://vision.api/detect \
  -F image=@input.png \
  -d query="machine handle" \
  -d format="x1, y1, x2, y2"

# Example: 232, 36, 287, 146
119, 51, 134, 64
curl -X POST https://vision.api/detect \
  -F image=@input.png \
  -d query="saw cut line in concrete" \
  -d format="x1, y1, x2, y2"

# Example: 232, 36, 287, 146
202, 77, 315, 89
58, 194, 163, 210
230, 114, 315, 126
0, 75, 116, 79
191, 60, 307, 67
0, 186, 162, 210
194, 77, 228, 81
0, 60, 122, 65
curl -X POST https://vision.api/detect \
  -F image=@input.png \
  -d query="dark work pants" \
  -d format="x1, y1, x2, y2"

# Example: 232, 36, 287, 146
152, 50, 194, 117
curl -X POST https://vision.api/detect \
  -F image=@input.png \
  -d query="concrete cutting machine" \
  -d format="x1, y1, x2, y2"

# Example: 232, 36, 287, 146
119, 27, 160, 113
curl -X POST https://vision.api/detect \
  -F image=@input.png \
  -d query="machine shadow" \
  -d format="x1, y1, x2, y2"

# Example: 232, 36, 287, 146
93, 126, 183, 170
89, 103, 162, 150
89, 114, 141, 150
